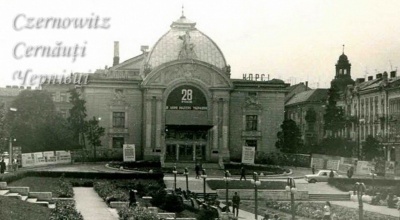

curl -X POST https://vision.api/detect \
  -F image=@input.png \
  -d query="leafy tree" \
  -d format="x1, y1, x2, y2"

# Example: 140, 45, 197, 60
85, 116, 105, 160
323, 85, 345, 135
5, 90, 74, 152
67, 88, 87, 148
0, 103, 7, 153
317, 137, 355, 157
362, 135, 382, 160
275, 119, 303, 153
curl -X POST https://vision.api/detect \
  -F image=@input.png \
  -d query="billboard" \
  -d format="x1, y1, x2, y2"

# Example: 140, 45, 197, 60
166, 85, 207, 111
241, 146, 255, 164
123, 144, 136, 162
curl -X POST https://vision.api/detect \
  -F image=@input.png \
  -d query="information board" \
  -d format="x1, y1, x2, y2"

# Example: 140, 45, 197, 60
326, 160, 340, 170
123, 144, 136, 162
241, 146, 255, 164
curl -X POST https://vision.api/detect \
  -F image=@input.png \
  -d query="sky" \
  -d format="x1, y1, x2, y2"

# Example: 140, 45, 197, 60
1, 0, 400, 88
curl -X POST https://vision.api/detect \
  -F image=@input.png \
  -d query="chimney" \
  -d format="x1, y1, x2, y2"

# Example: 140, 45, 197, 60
27, 86, 31, 90
376, 73, 383, 79
368, 76, 373, 81
390, 70, 397, 78
113, 41, 120, 66
20, 86, 24, 89
305, 81, 308, 89
141, 45, 149, 53
6, 85, 11, 88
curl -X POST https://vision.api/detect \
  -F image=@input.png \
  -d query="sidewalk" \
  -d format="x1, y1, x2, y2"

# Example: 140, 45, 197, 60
74, 187, 119, 220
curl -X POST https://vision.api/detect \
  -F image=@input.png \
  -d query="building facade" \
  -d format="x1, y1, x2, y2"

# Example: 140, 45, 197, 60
42, 15, 288, 163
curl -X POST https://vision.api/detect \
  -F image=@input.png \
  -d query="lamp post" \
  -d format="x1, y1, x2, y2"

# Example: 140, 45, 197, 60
8, 107, 17, 171
201, 169, 207, 201
172, 166, 178, 191
251, 172, 261, 220
223, 170, 231, 213
184, 167, 189, 192
285, 177, 298, 220
353, 182, 366, 220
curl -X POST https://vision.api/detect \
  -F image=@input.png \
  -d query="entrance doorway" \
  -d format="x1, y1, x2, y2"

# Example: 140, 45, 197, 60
165, 126, 209, 162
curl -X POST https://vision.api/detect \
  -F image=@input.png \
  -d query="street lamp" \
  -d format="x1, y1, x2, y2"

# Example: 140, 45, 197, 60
251, 172, 261, 220
201, 169, 207, 202
173, 166, 178, 191
184, 167, 189, 192
223, 170, 232, 213
8, 107, 17, 171
353, 182, 366, 220
285, 177, 298, 220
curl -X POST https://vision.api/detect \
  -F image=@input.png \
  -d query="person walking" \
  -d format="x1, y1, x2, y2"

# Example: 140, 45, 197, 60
0, 159, 6, 174
232, 192, 241, 217
329, 169, 334, 178
347, 167, 354, 178
312, 164, 315, 174
323, 201, 332, 219
129, 189, 137, 207
240, 165, 246, 181
195, 164, 200, 179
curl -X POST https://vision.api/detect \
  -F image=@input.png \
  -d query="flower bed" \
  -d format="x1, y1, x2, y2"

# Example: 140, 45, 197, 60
207, 179, 286, 190
108, 160, 163, 173
264, 201, 398, 219
49, 200, 83, 220
223, 163, 287, 175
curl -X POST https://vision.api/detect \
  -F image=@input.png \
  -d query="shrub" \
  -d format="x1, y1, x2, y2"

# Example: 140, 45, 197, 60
162, 194, 185, 213
197, 208, 218, 220
207, 179, 286, 190
224, 163, 285, 175
26, 170, 164, 180
56, 174, 74, 198
49, 200, 83, 220
328, 178, 400, 195
118, 207, 159, 220
150, 189, 167, 207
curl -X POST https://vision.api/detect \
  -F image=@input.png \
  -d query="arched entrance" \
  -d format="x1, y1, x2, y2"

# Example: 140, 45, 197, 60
164, 85, 211, 162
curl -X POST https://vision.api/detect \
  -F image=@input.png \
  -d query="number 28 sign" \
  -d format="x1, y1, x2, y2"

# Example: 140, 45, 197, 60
166, 85, 207, 111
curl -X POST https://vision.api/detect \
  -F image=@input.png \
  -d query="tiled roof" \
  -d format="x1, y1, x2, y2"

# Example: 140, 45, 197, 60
286, 89, 328, 106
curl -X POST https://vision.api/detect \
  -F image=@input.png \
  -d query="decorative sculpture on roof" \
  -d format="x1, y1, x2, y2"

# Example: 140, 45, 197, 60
178, 31, 197, 60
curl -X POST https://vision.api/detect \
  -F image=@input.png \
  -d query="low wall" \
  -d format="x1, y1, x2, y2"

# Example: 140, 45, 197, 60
216, 189, 309, 201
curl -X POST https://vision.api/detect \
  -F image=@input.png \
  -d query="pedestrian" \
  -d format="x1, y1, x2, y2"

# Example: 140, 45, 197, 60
232, 192, 240, 217
323, 201, 332, 219
195, 164, 200, 179
129, 189, 137, 207
312, 164, 315, 174
329, 169, 334, 178
0, 159, 6, 174
347, 167, 353, 179
240, 165, 246, 181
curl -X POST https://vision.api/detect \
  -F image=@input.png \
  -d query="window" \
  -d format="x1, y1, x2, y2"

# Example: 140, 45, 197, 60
60, 109, 67, 118
245, 140, 257, 150
113, 112, 125, 128
60, 93, 68, 102
112, 137, 124, 148
246, 115, 258, 131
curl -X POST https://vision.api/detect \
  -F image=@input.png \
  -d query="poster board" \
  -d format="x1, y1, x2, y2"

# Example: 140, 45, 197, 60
356, 160, 375, 175
123, 144, 136, 162
385, 161, 395, 177
326, 160, 340, 170
241, 146, 255, 164
311, 157, 325, 169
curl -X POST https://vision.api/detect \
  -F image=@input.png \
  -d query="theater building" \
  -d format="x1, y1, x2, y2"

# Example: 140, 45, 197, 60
43, 14, 288, 163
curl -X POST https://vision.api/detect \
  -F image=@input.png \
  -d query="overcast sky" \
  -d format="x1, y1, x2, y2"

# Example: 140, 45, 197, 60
1, 0, 400, 88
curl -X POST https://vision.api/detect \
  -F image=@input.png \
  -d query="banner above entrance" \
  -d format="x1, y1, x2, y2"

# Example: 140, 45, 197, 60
166, 85, 207, 111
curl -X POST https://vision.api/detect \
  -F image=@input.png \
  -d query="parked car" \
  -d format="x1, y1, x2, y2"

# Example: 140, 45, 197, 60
305, 169, 342, 183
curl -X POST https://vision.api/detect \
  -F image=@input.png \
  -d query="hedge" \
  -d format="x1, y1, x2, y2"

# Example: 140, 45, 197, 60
24, 171, 164, 181
328, 177, 400, 196
224, 163, 286, 175
207, 179, 286, 190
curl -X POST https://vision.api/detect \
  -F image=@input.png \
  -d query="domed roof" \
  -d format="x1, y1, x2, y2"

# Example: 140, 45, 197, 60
145, 15, 227, 71
339, 53, 348, 61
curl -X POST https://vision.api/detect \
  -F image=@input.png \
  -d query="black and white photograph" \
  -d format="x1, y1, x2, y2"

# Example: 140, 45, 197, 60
1, 0, 400, 219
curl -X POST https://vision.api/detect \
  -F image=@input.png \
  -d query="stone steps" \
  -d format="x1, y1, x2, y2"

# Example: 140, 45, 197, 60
0, 181, 54, 208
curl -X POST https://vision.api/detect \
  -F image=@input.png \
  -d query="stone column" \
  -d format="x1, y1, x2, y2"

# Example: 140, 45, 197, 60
155, 97, 162, 149
212, 98, 219, 150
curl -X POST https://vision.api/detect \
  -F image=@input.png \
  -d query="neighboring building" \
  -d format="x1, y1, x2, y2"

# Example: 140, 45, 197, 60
0, 86, 27, 110
285, 82, 311, 104
347, 70, 400, 161
42, 14, 288, 163
285, 89, 328, 146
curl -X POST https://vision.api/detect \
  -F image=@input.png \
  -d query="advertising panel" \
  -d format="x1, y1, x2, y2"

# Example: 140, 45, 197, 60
166, 85, 207, 111
241, 146, 255, 164
123, 144, 136, 162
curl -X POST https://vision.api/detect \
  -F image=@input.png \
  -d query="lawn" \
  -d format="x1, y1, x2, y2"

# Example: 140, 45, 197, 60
207, 179, 286, 190
0, 196, 51, 220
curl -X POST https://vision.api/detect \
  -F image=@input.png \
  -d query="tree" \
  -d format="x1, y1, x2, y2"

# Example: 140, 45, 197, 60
85, 116, 105, 160
6, 90, 75, 152
67, 88, 87, 148
0, 103, 7, 153
275, 119, 303, 153
362, 135, 382, 161
323, 85, 345, 136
